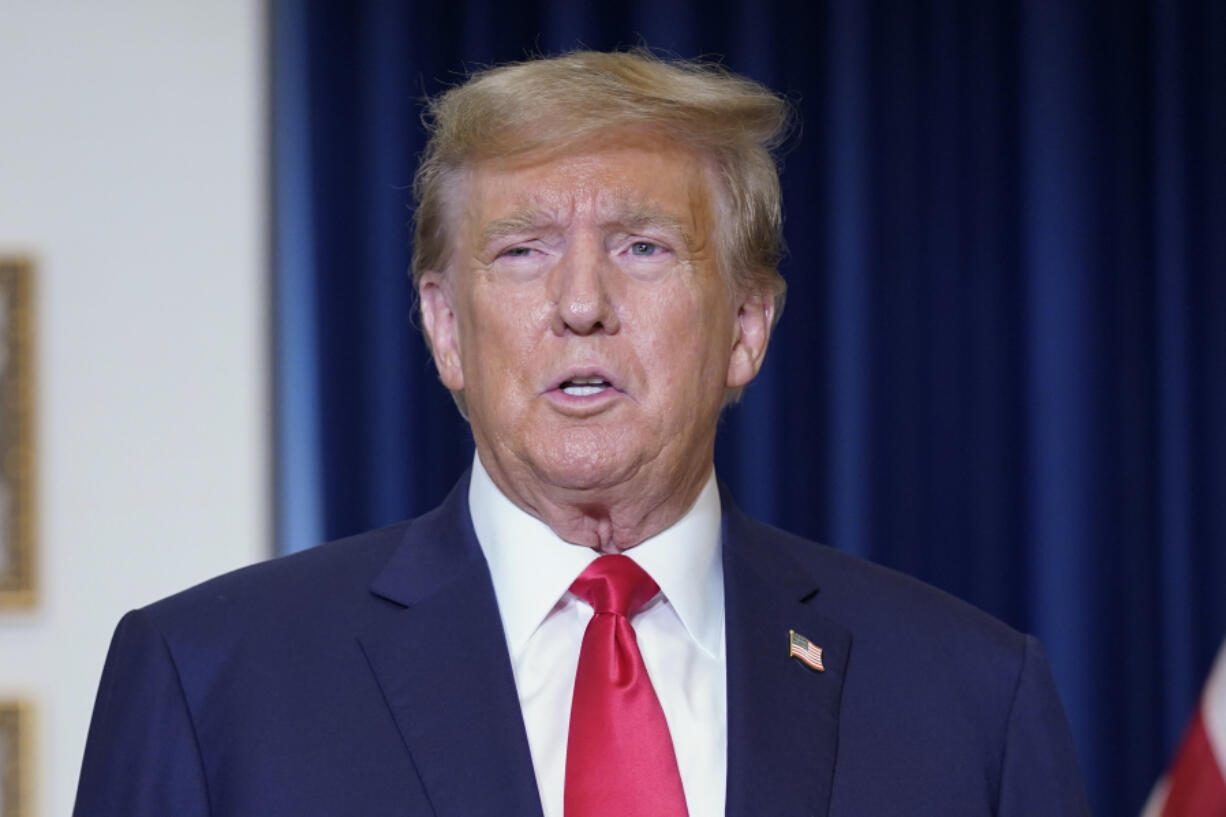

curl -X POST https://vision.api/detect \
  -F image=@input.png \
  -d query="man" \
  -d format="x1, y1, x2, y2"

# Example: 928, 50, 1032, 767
75, 50, 1089, 816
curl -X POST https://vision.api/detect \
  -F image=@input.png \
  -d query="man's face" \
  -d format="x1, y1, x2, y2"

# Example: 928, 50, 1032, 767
419, 132, 772, 514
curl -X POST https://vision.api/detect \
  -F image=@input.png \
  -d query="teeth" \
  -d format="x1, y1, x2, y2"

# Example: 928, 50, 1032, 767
560, 375, 611, 397
561, 372, 608, 395
562, 384, 606, 397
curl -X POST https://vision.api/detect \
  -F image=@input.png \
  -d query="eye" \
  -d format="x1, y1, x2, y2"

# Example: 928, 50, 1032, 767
629, 241, 661, 257
500, 246, 534, 258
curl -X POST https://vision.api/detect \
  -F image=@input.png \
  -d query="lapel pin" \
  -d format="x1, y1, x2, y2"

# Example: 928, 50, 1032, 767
788, 629, 825, 672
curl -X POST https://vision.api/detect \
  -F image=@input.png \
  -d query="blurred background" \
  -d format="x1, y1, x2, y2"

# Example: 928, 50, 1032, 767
1, 1, 1222, 814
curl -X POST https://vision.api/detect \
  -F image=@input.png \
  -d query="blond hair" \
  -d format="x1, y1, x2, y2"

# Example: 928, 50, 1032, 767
411, 49, 791, 315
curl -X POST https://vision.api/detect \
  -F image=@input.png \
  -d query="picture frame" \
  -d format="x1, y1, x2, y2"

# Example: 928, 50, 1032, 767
0, 701, 30, 817
0, 257, 34, 609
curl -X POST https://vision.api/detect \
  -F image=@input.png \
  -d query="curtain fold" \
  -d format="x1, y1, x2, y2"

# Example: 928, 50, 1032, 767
271, 2, 1226, 813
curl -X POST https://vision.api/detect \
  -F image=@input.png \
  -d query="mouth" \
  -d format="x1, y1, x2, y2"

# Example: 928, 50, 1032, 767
545, 368, 623, 407
558, 375, 614, 397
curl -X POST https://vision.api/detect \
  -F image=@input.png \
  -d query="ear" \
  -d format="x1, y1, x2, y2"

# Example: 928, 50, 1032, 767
725, 292, 774, 390
418, 272, 465, 392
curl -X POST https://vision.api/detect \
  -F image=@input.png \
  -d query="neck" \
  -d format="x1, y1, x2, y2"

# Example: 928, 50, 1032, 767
476, 452, 712, 552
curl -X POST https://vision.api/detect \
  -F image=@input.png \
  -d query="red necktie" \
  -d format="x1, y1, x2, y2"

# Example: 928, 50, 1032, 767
564, 554, 689, 817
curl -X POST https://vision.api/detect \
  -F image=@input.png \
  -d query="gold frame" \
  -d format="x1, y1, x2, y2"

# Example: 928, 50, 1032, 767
0, 700, 30, 817
0, 257, 34, 609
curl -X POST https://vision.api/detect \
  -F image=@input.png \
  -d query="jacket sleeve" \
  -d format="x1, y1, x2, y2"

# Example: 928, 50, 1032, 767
73, 609, 211, 817
996, 635, 1091, 816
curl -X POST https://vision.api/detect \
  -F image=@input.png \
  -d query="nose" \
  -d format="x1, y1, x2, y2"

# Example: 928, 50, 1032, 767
549, 242, 620, 336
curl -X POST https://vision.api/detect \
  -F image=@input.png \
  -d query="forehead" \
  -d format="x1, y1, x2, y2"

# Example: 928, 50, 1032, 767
457, 133, 718, 234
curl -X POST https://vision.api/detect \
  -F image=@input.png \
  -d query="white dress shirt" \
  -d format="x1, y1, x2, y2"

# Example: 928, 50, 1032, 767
469, 453, 727, 817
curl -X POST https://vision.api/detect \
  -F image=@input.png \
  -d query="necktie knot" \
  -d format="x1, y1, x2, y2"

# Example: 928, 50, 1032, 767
569, 554, 659, 618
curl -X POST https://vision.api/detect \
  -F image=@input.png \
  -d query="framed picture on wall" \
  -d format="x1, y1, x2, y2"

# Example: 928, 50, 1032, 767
0, 257, 34, 609
0, 701, 30, 817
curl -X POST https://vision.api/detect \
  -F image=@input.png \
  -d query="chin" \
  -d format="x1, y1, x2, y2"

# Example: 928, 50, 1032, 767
528, 432, 640, 492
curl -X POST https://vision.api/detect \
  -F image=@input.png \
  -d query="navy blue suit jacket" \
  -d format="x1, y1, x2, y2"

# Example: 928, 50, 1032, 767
74, 473, 1089, 816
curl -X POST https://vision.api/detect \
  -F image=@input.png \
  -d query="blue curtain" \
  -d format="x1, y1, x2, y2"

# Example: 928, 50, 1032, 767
271, 2, 1226, 813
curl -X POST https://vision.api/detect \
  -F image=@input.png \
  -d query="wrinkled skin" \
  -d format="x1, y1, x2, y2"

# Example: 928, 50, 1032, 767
419, 131, 774, 552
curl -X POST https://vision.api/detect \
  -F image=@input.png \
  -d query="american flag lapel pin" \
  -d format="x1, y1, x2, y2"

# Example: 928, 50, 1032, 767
789, 629, 825, 672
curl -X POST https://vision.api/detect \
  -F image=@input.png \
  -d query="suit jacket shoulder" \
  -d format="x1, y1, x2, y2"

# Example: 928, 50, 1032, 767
755, 515, 1027, 671
721, 505, 1088, 816
146, 519, 409, 641
75, 476, 544, 817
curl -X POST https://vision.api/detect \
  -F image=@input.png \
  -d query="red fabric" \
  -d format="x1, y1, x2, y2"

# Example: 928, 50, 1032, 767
564, 555, 689, 817
1162, 710, 1226, 817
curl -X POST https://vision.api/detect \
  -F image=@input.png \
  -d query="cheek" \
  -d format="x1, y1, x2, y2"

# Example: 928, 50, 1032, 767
460, 289, 549, 381
635, 290, 730, 387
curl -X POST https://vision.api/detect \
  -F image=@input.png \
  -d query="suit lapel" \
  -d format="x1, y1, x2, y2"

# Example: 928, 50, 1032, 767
722, 498, 852, 817
358, 474, 545, 817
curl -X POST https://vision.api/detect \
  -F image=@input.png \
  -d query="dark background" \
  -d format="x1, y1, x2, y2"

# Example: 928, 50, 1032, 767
270, 2, 1226, 814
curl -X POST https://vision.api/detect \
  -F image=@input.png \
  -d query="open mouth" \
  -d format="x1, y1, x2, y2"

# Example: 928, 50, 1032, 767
559, 376, 612, 397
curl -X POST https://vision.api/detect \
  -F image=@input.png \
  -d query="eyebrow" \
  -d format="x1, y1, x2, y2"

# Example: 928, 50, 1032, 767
477, 204, 694, 251
618, 204, 688, 238
619, 204, 701, 253
477, 210, 560, 250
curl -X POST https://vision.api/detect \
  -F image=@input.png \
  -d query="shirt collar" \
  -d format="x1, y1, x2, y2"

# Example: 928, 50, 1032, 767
468, 452, 724, 660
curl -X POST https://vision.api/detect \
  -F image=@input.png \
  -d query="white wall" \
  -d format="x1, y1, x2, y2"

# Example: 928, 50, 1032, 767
0, 2, 268, 814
